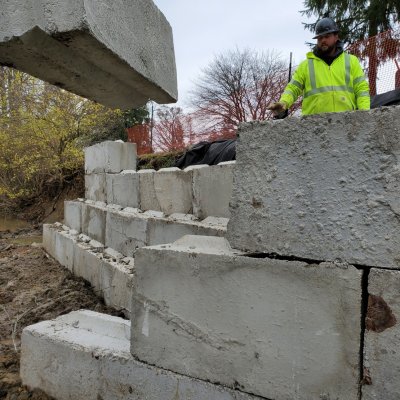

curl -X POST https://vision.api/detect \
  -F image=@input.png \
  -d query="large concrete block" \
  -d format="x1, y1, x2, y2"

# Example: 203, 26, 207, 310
46, 227, 75, 272
85, 141, 137, 174
106, 170, 139, 208
105, 208, 148, 257
21, 311, 261, 400
153, 167, 193, 215
138, 169, 161, 212
131, 236, 362, 400
147, 216, 226, 246
102, 257, 135, 314
85, 173, 106, 202
105, 206, 226, 257
228, 107, 400, 269
188, 162, 234, 219
82, 201, 107, 244
45, 224, 134, 315
362, 268, 400, 400
73, 241, 102, 293
64, 200, 83, 232
0, 0, 177, 108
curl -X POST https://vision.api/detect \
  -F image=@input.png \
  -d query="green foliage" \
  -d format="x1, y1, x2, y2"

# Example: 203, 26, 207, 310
137, 150, 184, 170
0, 67, 126, 210
122, 105, 150, 128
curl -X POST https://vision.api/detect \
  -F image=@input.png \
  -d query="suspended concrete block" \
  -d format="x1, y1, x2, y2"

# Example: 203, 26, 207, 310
0, 0, 177, 108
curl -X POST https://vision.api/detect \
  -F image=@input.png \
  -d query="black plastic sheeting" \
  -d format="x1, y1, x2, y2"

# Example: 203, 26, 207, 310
371, 88, 400, 108
174, 139, 236, 169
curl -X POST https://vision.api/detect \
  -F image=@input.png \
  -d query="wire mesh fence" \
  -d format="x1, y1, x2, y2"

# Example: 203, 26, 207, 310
347, 25, 400, 95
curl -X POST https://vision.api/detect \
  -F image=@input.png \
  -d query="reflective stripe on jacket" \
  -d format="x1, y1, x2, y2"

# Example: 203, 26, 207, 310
279, 51, 370, 115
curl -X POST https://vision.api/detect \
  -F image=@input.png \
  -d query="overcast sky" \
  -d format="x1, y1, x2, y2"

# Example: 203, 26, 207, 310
152, 0, 316, 107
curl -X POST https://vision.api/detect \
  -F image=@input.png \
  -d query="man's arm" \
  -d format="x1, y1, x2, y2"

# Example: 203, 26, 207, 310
268, 64, 305, 114
279, 65, 305, 109
352, 56, 370, 110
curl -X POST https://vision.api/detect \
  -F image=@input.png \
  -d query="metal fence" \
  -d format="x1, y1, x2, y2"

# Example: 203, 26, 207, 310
347, 26, 400, 95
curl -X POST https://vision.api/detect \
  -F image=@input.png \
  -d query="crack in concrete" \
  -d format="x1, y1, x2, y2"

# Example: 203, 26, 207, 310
241, 251, 323, 265
133, 294, 245, 351
359, 267, 370, 399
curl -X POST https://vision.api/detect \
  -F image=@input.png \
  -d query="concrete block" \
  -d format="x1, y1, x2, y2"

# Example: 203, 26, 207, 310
0, 0, 177, 108
82, 201, 107, 244
73, 241, 102, 293
64, 200, 82, 232
362, 268, 400, 400
202, 216, 230, 228
104, 205, 226, 257
153, 167, 193, 215
102, 258, 135, 314
132, 235, 362, 400
21, 310, 262, 400
147, 216, 226, 246
85, 173, 106, 202
47, 228, 75, 272
42, 224, 57, 259
228, 107, 400, 269
85, 141, 137, 174
44, 225, 134, 314
106, 170, 139, 208
105, 208, 148, 257
187, 162, 234, 218
138, 169, 161, 212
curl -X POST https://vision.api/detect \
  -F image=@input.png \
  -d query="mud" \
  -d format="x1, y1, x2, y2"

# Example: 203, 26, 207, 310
0, 228, 125, 400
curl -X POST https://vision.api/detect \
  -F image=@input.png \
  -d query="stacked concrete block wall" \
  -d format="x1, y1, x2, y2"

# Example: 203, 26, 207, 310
31, 100, 400, 400
85, 141, 138, 204
0, 0, 178, 108
138, 163, 234, 218
84, 141, 234, 218
64, 199, 227, 257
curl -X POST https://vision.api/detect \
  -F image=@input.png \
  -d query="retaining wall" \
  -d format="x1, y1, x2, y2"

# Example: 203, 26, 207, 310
84, 141, 234, 218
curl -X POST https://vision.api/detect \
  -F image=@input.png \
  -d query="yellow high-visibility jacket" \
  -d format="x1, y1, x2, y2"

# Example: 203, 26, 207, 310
280, 51, 370, 115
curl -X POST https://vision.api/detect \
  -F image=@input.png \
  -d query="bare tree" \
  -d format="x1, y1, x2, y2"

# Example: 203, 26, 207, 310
153, 106, 194, 152
189, 48, 289, 130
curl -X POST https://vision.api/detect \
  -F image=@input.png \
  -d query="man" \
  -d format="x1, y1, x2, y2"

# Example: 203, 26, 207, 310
268, 17, 370, 116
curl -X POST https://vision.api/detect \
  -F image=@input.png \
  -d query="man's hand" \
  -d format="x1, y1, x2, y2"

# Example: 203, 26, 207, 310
267, 101, 287, 115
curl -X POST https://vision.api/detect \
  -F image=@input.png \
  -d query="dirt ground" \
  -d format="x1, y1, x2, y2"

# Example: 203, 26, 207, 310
0, 227, 126, 400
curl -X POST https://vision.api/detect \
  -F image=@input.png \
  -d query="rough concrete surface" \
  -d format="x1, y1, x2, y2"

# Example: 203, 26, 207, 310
21, 310, 263, 400
228, 107, 400, 269
187, 161, 234, 219
85, 173, 106, 202
0, 0, 177, 108
105, 206, 227, 257
131, 235, 362, 400
138, 169, 161, 212
362, 268, 400, 400
64, 199, 83, 232
106, 170, 140, 208
81, 201, 107, 244
43, 224, 135, 315
153, 167, 193, 215
85, 141, 137, 174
